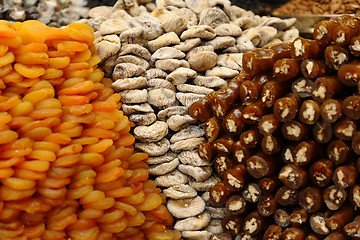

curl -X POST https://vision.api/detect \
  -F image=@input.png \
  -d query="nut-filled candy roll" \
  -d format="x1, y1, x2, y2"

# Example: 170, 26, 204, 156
320, 99, 343, 123
311, 76, 344, 103
210, 86, 239, 119
261, 80, 288, 108
337, 60, 360, 86
275, 185, 299, 206
323, 185, 348, 211
291, 37, 323, 61
324, 45, 349, 70
326, 204, 354, 231
299, 186, 323, 213
246, 152, 277, 179
300, 59, 332, 80
257, 194, 277, 217
299, 100, 321, 125
278, 164, 308, 190
221, 104, 246, 136
309, 159, 334, 188
273, 58, 300, 82
273, 93, 301, 122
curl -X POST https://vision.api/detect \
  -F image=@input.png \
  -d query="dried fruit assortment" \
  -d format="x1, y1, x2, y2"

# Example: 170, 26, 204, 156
83, 0, 299, 238
0, 20, 180, 239
190, 14, 360, 239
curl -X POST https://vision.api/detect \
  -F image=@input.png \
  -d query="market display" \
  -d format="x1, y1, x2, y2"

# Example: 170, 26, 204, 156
190, 14, 360, 239
79, 0, 300, 238
0, 20, 180, 239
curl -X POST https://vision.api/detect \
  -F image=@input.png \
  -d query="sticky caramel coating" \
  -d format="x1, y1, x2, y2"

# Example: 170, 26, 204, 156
309, 212, 330, 235
239, 75, 267, 104
323, 185, 348, 211
214, 153, 236, 178
352, 131, 360, 155
333, 165, 358, 189
213, 134, 236, 155
281, 120, 309, 141
198, 141, 216, 163
278, 164, 308, 190
259, 114, 280, 136
223, 164, 247, 192
324, 45, 349, 70
282, 227, 306, 240
222, 214, 242, 236
311, 76, 344, 103
242, 100, 267, 125
239, 126, 261, 148
232, 140, 254, 164
327, 140, 353, 165
210, 86, 239, 119
349, 184, 360, 209
309, 159, 334, 188
299, 100, 321, 125
344, 216, 360, 239
205, 117, 223, 142
337, 60, 360, 86
313, 20, 338, 46
342, 95, 360, 120
242, 48, 276, 77
261, 80, 288, 108
301, 59, 332, 80
246, 152, 277, 179
264, 225, 283, 240
261, 134, 282, 155
320, 99, 343, 123
226, 195, 248, 215
289, 208, 308, 227
333, 118, 357, 141
312, 119, 333, 144
257, 194, 278, 217
258, 176, 280, 194
275, 185, 299, 206
243, 211, 267, 236
299, 186, 323, 213
273, 94, 301, 123
210, 182, 230, 205
242, 183, 262, 203
292, 140, 318, 166
222, 104, 246, 136
326, 204, 354, 231
332, 17, 360, 46
273, 58, 300, 82
189, 91, 215, 122
291, 77, 314, 98
349, 35, 360, 57
291, 37, 323, 61
324, 231, 348, 240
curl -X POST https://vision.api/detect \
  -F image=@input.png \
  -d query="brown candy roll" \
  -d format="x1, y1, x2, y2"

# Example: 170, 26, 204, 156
289, 208, 308, 227
232, 140, 254, 164
273, 58, 300, 82
291, 77, 314, 98
258, 176, 280, 194
320, 99, 343, 123
327, 140, 353, 165
259, 114, 280, 136
332, 17, 360, 46
214, 154, 236, 178
312, 119, 333, 144
242, 100, 267, 125
311, 76, 344, 103
198, 141, 216, 163
210, 86, 239, 119
278, 164, 308, 190
264, 225, 283, 240
309, 212, 330, 235
242, 183, 262, 203
282, 227, 306, 240
226, 195, 248, 215
239, 73, 270, 104
324, 231, 347, 240
291, 37, 323, 61
342, 95, 360, 120
214, 134, 236, 155
343, 216, 360, 240
305, 233, 325, 240
301, 59, 331, 80
273, 208, 290, 227
323, 185, 348, 211
257, 194, 277, 217
189, 91, 216, 122
261, 80, 288, 108
242, 211, 267, 236
281, 120, 309, 141
261, 134, 282, 155
299, 99, 321, 125
313, 20, 339, 46
222, 104, 246, 136
309, 159, 334, 188
274, 93, 301, 122
222, 214, 242, 236
324, 45, 349, 70
292, 140, 318, 166
242, 48, 276, 77
239, 126, 261, 148
349, 184, 360, 209
299, 186, 323, 213
246, 152, 276, 179
235, 232, 260, 240
352, 131, 360, 155
333, 165, 358, 189
210, 182, 230, 205
223, 164, 247, 192
205, 117, 223, 142
268, 42, 292, 61
326, 204, 354, 231
333, 118, 357, 141
275, 185, 299, 206
337, 60, 360, 86
349, 35, 360, 57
